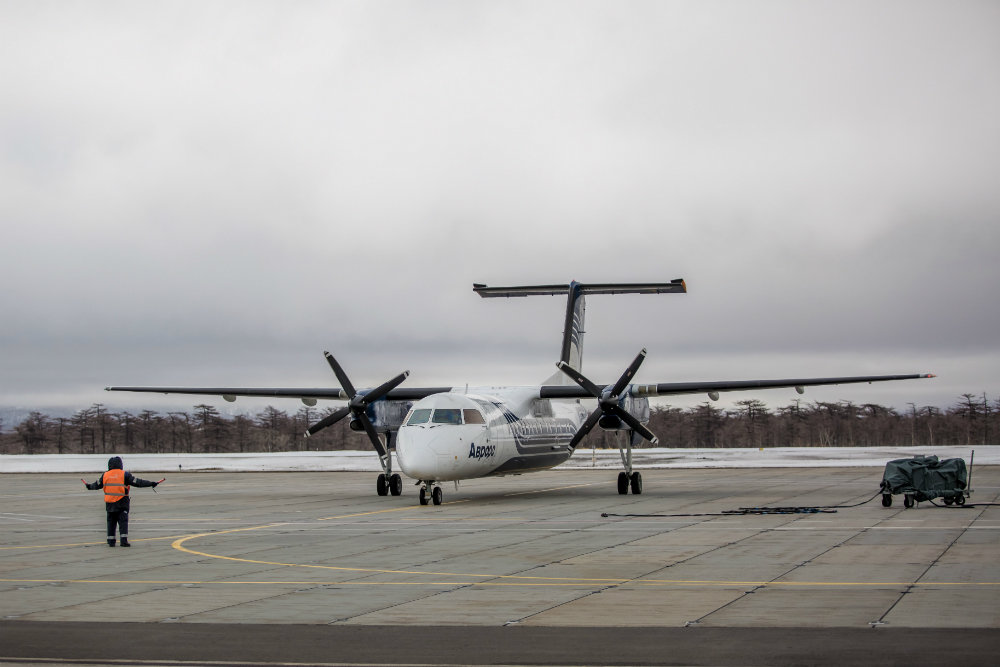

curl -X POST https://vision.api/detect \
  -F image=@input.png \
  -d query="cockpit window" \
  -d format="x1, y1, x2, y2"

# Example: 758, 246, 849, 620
463, 409, 486, 424
431, 408, 462, 425
406, 409, 432, 425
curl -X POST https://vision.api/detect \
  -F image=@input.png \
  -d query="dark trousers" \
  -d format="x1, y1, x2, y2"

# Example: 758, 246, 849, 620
107, 509, 128, 542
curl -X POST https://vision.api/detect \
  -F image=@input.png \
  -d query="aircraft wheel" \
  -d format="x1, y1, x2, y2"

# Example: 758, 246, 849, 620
419, 487, 429, 506
943, 496, 954, 506
955, 495, 966, 506
630, 471, 643, 495
376, 473, 389, 497
617, 471, 629, 495
881, 494, 892, 507
903, 494, 914, 508
389, 474, 403, 496
432, 486, 443, 505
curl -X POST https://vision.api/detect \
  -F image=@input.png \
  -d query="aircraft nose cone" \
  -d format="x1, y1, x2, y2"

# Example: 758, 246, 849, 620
396, 428, 449, 479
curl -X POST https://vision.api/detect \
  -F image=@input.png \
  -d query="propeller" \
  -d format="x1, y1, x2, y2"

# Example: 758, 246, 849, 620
304, 351, 409, 458
557, 348, 659, 448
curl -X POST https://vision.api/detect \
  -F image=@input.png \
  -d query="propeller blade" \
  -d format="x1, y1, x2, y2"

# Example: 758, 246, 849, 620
612, 406, 659, 444
304, 406, 351, 437
357, 413, 388, 458
360, 370, 410, 405
568, 410, 602, 449
608, 348, 647, 398
556, 361, 602, 397
324, 351, 356, 399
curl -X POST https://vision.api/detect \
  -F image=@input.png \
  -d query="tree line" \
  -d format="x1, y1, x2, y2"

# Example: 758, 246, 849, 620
1, 394, 995, 455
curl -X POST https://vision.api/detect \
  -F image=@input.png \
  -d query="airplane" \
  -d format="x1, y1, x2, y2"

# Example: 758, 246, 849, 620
106, 280, 934, 505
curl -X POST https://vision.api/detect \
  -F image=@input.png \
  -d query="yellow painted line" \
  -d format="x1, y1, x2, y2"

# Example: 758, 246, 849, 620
2, 577, 998, 588
0, 534, 195, 550
171, 524, 626, 583
167, 523, 1000, 588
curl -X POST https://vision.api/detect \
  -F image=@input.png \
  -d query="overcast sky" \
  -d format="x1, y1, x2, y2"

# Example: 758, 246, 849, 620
1, 0, 998, 419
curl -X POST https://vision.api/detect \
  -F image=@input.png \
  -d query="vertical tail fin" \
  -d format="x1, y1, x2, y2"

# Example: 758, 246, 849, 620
561, 281, 586, 374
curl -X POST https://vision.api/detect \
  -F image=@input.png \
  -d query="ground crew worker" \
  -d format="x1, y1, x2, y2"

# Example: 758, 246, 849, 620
82, 456, 160, 547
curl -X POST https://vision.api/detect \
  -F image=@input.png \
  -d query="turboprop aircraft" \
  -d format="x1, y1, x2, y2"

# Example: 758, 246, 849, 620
107, 280, 934, 505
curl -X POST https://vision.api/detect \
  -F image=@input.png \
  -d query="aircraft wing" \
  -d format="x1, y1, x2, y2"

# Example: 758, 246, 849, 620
539, 373, 935, 400
104, 386, 452, 403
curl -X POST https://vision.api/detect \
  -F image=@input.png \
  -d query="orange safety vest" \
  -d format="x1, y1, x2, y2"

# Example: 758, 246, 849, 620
103, 469, 129, 503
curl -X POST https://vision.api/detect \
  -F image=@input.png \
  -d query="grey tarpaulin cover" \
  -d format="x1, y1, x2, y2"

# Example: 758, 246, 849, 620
881, 455, 967, 501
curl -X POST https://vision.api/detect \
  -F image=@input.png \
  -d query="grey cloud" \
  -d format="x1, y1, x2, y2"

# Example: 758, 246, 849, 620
1, 1, 997, 415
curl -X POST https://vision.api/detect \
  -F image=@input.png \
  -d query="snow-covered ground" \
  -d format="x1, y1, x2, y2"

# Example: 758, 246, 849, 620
1, 446, 995, 474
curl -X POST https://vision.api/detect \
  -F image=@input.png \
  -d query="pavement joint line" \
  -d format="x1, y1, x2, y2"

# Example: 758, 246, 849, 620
317, 500, 470, 520
503, 481, 608, 496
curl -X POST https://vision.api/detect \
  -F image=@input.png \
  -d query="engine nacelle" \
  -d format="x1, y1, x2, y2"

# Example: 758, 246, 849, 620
598, 395, 650, 431
348, 399, 412, 433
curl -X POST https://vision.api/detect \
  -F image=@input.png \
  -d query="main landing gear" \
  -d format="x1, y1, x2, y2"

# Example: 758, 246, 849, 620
377, 472, 403, 496
616, 430, 643, 495
618, 470, 642, 495
418, 482, 443, 506
375, 431, 403, 497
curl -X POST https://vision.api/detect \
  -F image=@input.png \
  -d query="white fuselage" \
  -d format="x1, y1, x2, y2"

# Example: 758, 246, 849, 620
395, 387, 589, 482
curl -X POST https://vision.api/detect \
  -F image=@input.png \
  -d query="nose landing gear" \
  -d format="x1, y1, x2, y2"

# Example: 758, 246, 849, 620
418, 482, 443, 505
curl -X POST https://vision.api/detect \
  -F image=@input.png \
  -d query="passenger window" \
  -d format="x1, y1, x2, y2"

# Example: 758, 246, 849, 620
431, 409, 462, 425
406, 409, 432, 425
463, 409, 486, 425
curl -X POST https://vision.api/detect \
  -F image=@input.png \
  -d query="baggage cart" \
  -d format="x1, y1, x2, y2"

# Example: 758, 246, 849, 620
880, 455, 968, 508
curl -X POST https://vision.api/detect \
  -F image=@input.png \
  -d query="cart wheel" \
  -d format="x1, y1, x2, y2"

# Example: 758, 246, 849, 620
943, 496, 954, 506
955, 495, 966, 506
881, 494, 892, 507
903, 494, 914, 508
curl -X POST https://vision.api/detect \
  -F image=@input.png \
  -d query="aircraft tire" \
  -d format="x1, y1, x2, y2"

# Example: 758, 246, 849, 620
419, 487, 429, 505
629, 471, 642, 495
376, 474, 389, 496
432, 487, 443, 505
617, 472, 629, 495
389, 474, 403, 496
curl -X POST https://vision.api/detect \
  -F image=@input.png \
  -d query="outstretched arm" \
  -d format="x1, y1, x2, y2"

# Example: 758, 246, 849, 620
82, 475, 103, 490
125, 472, 161, 488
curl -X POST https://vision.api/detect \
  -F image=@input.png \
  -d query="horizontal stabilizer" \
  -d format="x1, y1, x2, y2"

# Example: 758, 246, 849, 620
473, 279, 686, 298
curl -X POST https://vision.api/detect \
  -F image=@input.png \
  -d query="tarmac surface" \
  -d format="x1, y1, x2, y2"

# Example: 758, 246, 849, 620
1, 467, 998, 665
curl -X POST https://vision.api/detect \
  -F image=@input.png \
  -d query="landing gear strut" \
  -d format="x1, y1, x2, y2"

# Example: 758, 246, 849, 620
616, 430, 643, 495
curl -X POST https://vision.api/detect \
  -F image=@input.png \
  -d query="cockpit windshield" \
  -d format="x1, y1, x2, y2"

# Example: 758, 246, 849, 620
431, 409, 462, 425
405, 407, 486, 426
406, 409, 432, 425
